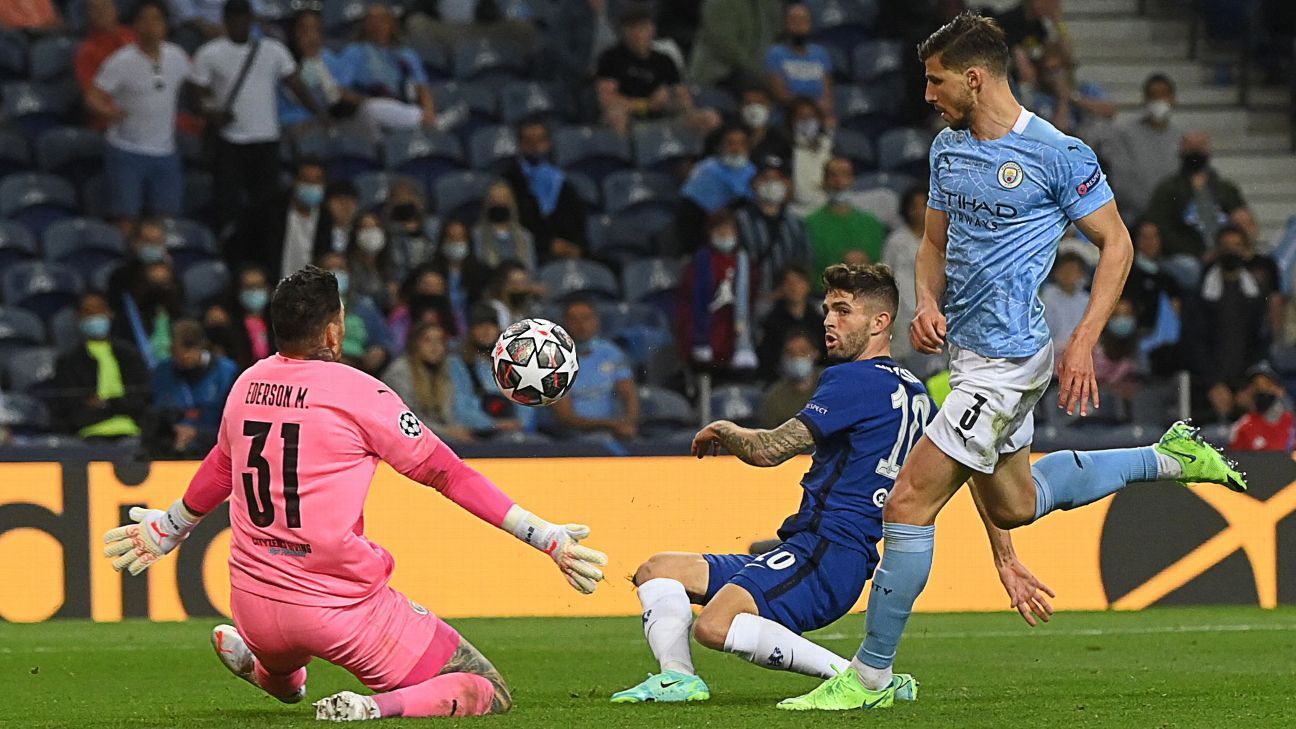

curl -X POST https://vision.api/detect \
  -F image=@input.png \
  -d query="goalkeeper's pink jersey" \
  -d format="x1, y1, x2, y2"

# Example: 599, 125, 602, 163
183, 354, 514, 607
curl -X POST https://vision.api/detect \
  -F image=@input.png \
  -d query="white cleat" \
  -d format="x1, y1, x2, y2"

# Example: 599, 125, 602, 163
211, 624, 305, 704
314, 691, 381, 722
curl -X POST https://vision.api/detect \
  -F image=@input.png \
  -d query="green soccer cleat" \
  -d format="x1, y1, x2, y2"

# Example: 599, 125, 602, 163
610, 671, 710, 703
1156, 420, 1247, 492
775, 667, 895, 711
892, 672, 919, 702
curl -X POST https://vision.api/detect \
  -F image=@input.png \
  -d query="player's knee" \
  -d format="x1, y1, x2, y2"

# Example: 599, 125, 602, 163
882, 479, 921, 522
692, 608, 732, 651
632, 553, 675, 586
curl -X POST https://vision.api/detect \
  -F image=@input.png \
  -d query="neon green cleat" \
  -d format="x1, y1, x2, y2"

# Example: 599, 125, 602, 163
1156, 420, 1247, 492
610, 671, 710, 703
892, 672, 919, 702
775, 667, 894, 711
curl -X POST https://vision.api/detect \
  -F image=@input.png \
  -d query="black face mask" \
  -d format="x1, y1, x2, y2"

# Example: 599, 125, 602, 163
1255, 392, 1278, 412
1181, 153, 1209, 175
1218, 253, 1244, 272
486, 205, 510, 223
506, 291, 529, 308
391, 203, 420, 222
789, 33, 808, 46
522, 152, 549, 165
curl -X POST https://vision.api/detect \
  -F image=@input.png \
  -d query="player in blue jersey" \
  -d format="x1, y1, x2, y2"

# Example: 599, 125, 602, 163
779, 13, 1247, 712
609, 263, 1055, 705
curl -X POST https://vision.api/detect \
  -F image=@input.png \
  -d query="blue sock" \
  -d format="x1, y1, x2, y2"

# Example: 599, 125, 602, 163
1032, 447, 1160, 522
856, 522, 935, 670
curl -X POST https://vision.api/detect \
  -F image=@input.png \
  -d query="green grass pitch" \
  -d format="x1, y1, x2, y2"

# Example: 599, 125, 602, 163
4, 606, 1295, 728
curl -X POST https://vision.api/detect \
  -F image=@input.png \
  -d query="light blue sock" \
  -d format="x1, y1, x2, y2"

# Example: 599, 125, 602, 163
1032, 447, 1160, 522
856, 522, 935, 670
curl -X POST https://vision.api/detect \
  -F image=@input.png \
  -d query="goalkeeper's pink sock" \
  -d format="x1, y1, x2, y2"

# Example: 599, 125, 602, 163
253, 661, 306, 700
371, 673, 495, 718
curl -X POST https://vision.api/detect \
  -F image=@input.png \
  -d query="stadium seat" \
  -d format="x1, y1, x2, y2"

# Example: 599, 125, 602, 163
710, 384, 764, 428
0, 129, 33, 177
622, 257, 684, 304
183, 170, 215, 222
689, 85, 738, 117
877, 127, 931, 177
637, 385, 695, 433
852, 39, 905, 85
598, 301, 672, 371
0, 172, 79, 237
47, 305, 78, 352
42, 218, 126, 281
79, 173, 109, 219
36, 126, 105, 182
806, 0, 879, 60
499, 81, 558, 125
554, 126, 631, 186
383, 129, 465, 193
408, 36, 452, 82
602, 170, 678, 216
633, 123, 703, 174
0, 392, 51, 434
832, 128, 876, 171
28, 35, 76, 82
468, 125, 517, 172
538, 259, 619, 301
564, 171, 601, 211
1, 81, 75, 137
453, 38, 526, 84
586, 214, 655, 267
5, 346, 56, 393
0, 305, 46, 357
295, 127, 381, 181
354, 171, 425, 211
0, 219, 38, 269
1, 261, 82, 319
322, 0, 366, 37
855, 170, 917, 196
181, 260, 230, 312
834, 84, 895, 138
163, 217, 219, 273
431, 82, 499, 140
0, 29, 27, 82
433, 170, 494, 220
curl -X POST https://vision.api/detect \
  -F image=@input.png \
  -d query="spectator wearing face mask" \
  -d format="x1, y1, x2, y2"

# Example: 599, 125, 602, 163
805, 157, 886, 282
550, 298, 640, 440
1102, 73, 1183, 223
678, 124, 756, 253
484, 261, 545, 330
765, 3, 834, 121
112, 258, 185, 369
759, 330, 822, 428
430, 219, 492, 335
679, 209, 759, 373
48, 292, 150, 441
502, 117, 589, 262
735, 155, 810, 295
347, 211, 397, 311
1145, 131, 1249, 268
756, 264, 825, 374
150, 318, 238, 456
1229, 365, 1296, 452
107, 216, 171, 320
787, 95, 834, 216
389, 264, 458, 351
1040, 251, 1090, 358
473, 181, 538, 272
1092, 298, 1142, 418
204, 263, 275, 370
381, 322, 474, 442
319, 180, 360, 255
739, 86, 792, 165
318, 251, 394, 375
227, 157, 335, 282
449, 303, 534, 436
385, 178, 437, 285
1121, 220, 1184, 374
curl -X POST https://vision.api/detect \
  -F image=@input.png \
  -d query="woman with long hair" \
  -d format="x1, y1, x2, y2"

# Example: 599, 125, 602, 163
380, 322, 472, 441
473, 181, 537, 272
347, 210, 397, 311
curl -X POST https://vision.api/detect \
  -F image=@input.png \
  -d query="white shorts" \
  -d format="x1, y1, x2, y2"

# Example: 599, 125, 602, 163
925, 342, 1054, 474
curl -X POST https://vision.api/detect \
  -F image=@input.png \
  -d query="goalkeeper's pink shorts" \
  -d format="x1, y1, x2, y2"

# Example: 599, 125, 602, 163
230, 584, 461, 691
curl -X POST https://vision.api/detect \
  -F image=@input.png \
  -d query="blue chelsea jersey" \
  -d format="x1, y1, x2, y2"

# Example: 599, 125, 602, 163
927, 108, 1114, 358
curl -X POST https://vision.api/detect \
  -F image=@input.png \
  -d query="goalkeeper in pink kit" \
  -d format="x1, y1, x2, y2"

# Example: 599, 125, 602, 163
102, 266, 608, 721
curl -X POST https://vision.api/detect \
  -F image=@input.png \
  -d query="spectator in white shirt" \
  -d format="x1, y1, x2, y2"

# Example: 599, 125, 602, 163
190, 0, 324, 233
882, 185, 928, 368
1041, 251, 1091, 357
86, 0, 192, 228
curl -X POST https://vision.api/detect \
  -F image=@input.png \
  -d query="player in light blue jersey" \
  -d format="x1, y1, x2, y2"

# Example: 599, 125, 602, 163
780, 12, 1247, 712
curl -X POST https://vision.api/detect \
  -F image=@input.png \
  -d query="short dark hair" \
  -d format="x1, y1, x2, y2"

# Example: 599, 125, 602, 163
619, 3, 654, 27
1143, 72, 1176, 97
917, 11, 1009, 77
774, 264, 810, 288
133, 0, 169, 22
223, 0, 253, 19
296, 155, 325, 175
821, 263, 899, 318
899, 184, 928, 218
516, 114, 549, 135
172, 319, 208, 349
271, 265, 341, 353
564, 296, 598, 317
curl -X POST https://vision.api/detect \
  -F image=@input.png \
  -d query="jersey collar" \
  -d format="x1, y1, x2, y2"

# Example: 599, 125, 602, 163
1011, 106, 1034, 134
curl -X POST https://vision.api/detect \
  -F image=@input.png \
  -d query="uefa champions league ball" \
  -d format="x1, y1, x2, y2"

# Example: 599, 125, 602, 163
491, 318, 580, 407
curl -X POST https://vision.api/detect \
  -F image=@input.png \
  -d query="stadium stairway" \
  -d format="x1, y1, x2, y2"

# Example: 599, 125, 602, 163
1064, 0, 1296, 245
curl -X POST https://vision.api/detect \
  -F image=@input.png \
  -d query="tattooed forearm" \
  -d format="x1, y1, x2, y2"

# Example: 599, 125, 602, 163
715, 418, 814, 467
439, 636, 513, 714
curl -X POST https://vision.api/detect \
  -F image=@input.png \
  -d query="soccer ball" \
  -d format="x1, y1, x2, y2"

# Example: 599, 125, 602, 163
491, 318, 580, 407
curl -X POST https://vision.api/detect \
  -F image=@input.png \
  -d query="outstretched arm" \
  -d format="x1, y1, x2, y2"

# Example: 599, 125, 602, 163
691, 417, 815, 467
968, 478, 1055, 627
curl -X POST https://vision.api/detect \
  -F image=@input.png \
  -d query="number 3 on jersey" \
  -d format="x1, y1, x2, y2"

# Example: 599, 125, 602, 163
243, 420, 302, 528
876, 385, 931, 479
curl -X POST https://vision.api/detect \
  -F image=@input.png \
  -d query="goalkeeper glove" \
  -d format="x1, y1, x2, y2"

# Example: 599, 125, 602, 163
103, 500, 202, 576
504, 506, 608, 594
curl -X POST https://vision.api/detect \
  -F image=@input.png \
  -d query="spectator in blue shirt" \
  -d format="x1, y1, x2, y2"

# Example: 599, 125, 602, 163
678, 124, 756, 252
449, 303, 536, 436
550, 299, 640, 440
765, 3, 834, 121
335, 3, 439, 139
151, 319, 238, 457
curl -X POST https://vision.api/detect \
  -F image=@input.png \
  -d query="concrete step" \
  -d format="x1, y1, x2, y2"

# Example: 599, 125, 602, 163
1103, 84, 1288, 109
1215, 155, 1296, 181
1075, 40, 1191, 62
1082, 59, 1206, 86
1066, 18, 1189, 43
1066, 0, 1141, 16
1212, 131, 1288, 153
1248, 199, 1295, 228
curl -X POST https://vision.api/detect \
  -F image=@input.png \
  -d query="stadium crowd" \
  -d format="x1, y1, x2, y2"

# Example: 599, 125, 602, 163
0, 0, 1293, 456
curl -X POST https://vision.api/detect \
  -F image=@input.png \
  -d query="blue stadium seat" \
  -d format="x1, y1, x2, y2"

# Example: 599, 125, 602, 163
295, 127, 381, 181
1, 261, 83, 319
637, 385, 695, 433
1, 81, 75, 137
564, 171, 601, 211
433, 170, 493, 220
0, 392, 51, 434
323, 0, 366, 37
852, 39, 905, 84
468, 125, 517, 172
0, 29, 27, 82
499, 81, 558, 124
602, 170, 678, 216
0, 129, 33, 177
36, 126, 105, 181
28, 35, 76, 82
834, 84, 895, 138
183, 170, 214, 221
47, 305, 79, 352
42, 218, 126, 281
383, 129, 465, 193
164, 217, 218, 269
182, 260, 230, 312
832, 128, 876, 171
710, 384, 764, 428
554, 126, 631, 186
6, 346, 57, 393
585, 213, 656, 267
80, 173, 109, 219
689, 85, 737, 117
453, 38, 526, 84
855, 170, 917, 196
806, 0, 879, 59
408, 36, 452, 82
354, 171, 425, 212
538, 259, 619, 301
877, 127, 931, 177
0, 172, 79, 237
0, 219, 38, 269
0, 305, 46, 357
432, 82, 499, 140
622, 257, 684, 304
633, 123, 703, 174
598, 301, 672, 371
